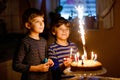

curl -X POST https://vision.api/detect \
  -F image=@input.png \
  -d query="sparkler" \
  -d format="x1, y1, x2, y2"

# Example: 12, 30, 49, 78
75, 3, 87, 59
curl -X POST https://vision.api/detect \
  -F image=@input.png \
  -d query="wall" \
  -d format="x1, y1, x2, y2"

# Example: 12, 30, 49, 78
84, 0, 120, 77
69, 0, 120, 78
0, 0, 21, 34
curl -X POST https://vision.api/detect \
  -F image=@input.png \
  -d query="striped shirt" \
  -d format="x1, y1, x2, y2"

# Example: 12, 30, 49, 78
48, 41, 78, 70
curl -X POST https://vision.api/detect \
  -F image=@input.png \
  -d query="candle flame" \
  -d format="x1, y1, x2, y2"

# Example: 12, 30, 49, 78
76, 52, 80, 57
94, 54, 97, 61
91, 51, 94, 60
91, 51, 97, 60
82, 55, 84, 60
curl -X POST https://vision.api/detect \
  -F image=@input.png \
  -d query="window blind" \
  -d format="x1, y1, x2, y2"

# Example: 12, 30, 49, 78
60, 0, 96, 19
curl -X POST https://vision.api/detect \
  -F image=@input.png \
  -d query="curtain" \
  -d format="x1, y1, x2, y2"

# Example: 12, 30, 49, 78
96, 0, 115, 29
45, 0, 59, 44
28, 0, 42, 9
46, 0, 59, 22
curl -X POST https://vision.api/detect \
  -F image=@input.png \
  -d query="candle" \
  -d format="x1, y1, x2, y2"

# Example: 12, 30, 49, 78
83, 46, 87, 59
82, 55, 84, 60
74, 54, 77, 62
94, 54, 97, 61
91, 51, 94, 60
81, 55, 84, 65
70, 48, 72, 58
76, 52, 80, 62
76, 52, 80, 61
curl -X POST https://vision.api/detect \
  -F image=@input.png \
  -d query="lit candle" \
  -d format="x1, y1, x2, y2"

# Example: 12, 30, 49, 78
76, 52, 80, 62
83, 46, 87, 59
81, 55, 84, 65
82, 55, 84, 60
70, 48, 72, 58
91, 51, 94, 60
94, 54, 97, 61
74, 54, 77, 62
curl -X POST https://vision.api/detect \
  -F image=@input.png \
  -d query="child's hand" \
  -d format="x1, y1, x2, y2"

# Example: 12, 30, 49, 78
46, 59, 54, 67
63, 58, 72, 67
36, 64, 49, 72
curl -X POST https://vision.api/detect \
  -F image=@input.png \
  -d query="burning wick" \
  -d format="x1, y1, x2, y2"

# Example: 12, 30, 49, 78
81, 60, 84, 65
81, 55, 84, 65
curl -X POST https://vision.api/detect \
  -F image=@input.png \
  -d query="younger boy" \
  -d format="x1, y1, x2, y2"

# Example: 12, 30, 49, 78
48, 17, 79, 80
12, 8, 54, 80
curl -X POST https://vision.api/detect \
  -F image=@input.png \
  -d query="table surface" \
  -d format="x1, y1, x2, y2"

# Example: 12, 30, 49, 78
63, 67, 120, 80
63, 67, 107, 77
67, 76, 120, 80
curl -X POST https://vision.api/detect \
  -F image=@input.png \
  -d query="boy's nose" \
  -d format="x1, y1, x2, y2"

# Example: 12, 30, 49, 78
40, 22, 44, 26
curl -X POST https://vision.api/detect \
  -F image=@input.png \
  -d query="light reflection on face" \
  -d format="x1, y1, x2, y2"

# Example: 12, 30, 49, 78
54, 24, 70, 41
28, 16, 44, 33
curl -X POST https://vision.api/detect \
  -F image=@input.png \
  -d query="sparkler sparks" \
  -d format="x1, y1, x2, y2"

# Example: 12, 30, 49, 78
75, 4, 87, 59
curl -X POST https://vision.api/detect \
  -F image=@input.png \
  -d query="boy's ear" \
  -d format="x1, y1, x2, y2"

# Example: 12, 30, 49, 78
52, 32, 56, 35
25, 22, 31, 29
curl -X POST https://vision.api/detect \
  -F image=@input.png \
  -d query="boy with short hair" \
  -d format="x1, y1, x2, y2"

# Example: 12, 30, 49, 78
12, 8, 54, 80
48, 17, 79, 80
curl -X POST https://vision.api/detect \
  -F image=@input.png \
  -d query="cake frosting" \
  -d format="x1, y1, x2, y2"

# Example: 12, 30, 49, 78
71, 60, 102, 71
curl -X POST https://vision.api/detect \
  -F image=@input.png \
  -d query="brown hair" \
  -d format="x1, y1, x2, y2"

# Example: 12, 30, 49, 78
51, 17, 70, 33
22, 8, 44, 24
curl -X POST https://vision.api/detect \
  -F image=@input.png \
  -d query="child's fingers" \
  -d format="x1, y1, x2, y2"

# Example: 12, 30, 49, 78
45, 63, 50, 66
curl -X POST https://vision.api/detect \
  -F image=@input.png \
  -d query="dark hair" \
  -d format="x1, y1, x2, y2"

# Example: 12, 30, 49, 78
51, 17, 70, 33
22, 8, 44, 24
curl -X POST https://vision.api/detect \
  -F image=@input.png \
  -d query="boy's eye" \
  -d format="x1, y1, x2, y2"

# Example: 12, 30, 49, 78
34, 21, 39, 23
59, 28, 69, 31
33, 20, 44, 23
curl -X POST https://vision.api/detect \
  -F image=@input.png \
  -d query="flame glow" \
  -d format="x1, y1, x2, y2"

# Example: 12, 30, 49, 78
75, 5, 85, 45
91, 51, 94, 60
94, 54, 97, 61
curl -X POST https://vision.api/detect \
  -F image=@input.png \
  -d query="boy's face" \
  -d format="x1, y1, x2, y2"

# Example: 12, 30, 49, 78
53, 24, 70, 41
26, 16, 44, 34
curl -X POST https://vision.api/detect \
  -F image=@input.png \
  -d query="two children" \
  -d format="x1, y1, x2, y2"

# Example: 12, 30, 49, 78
12, 8, 79, 80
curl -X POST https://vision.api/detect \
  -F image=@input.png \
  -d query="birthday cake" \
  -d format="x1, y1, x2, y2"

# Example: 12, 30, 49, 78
71, 60, 102, 71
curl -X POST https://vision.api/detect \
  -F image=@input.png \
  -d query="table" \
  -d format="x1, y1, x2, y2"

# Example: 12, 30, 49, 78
63, 67, 107, 80
64, 67, 107, 77
68, 76, 120, 80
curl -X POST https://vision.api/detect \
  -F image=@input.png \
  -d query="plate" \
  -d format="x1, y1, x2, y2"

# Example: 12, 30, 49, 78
63, 67, 107, 77
68, 76, 120, 80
